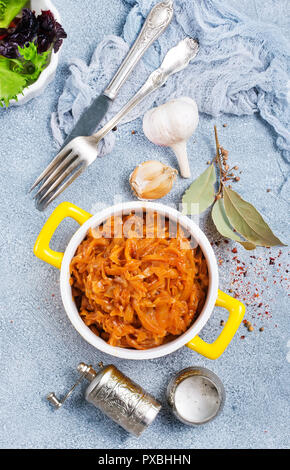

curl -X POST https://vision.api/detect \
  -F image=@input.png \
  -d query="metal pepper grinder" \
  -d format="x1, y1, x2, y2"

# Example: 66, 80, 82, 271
47, 362, 161, 437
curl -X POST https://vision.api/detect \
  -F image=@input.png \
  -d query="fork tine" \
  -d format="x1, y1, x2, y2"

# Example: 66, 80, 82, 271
36, 157, 83, 206
33, 151, 78, 199
29, 144, 73, 192
36, 164, 86, 211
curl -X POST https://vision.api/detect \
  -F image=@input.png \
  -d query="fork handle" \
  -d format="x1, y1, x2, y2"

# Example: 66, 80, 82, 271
94, 38, 199, 142
104, 1, 173, 101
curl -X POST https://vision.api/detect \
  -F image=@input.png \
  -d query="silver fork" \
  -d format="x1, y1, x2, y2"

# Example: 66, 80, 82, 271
31, 38, 199, 210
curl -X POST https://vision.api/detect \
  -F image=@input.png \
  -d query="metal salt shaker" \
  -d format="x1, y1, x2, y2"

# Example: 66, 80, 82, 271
167, 366, 225, 426
47, 362, 161, 437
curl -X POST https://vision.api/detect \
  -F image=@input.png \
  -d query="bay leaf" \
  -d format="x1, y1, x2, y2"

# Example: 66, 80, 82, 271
182, 164, 216, 215
212, 198, 256, 250
223, 186, 285, 247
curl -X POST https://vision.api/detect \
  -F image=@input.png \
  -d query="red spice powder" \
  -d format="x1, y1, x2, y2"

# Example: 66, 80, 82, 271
211, 241, 289, 335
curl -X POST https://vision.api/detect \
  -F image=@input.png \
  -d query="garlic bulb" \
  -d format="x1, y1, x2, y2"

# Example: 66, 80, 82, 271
130, 160, 177, 200
143, 97, 199, 178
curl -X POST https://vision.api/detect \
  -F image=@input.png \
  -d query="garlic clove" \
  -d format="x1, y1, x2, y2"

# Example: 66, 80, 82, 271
129, 160, 178, 200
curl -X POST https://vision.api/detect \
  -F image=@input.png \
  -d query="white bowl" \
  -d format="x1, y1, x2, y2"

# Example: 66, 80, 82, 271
34, 201, 245, 360
11, 0, 61, 106
60, 202, 219, 360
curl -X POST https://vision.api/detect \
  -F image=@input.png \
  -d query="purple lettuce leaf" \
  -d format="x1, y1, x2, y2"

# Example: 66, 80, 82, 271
36, 10, 67, 53
0, 8, 66, 59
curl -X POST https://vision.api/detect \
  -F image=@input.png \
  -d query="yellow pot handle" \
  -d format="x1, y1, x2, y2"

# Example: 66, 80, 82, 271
34, 202, 92, 269
187, 289, 245, 360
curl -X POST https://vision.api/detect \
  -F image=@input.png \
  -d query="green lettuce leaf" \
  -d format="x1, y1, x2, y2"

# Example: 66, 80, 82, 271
0, 42, 49, 106
0, 0, 27, 28
0, 57, 25, 106
16, 42, 50, 83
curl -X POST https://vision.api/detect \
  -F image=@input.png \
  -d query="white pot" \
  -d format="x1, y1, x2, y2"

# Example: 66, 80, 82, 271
34, 201, 245, 360
11, 0, 61, 106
